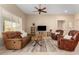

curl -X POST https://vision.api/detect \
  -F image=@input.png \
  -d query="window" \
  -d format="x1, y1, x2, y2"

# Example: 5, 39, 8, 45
4, 20, 16, 31
3, 16, 22, 32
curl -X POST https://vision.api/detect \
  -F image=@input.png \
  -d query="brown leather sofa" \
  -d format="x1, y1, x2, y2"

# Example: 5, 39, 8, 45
51, 30, 64, 40
56, 30, 64, 35
2, 31, 31, 49
58, 31, 79, 51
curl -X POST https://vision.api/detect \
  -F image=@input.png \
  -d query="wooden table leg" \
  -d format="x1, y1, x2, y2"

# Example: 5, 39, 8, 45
33, 40, 42, 46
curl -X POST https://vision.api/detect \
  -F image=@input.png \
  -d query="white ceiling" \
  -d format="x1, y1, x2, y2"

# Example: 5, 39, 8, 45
16, 4, 79, 15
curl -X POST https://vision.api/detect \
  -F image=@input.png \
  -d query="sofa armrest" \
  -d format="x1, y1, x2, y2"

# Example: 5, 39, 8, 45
21, 36, 31, 48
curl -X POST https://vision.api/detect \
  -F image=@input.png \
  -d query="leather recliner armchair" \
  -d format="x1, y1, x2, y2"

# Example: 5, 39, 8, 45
58, 32, 79, 51
2, 31, 31, 49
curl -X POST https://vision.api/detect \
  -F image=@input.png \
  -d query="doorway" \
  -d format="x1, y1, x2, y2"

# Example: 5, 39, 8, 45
57, 20, 65, 30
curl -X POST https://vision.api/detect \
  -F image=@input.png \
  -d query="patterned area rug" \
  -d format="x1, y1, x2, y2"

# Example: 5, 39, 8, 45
20, 37, 57, 52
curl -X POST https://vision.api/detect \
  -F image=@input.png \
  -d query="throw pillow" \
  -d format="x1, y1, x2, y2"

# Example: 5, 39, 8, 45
20, 30, 27, 37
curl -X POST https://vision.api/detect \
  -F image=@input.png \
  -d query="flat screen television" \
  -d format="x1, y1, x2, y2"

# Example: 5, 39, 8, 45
37, 26, 46, 31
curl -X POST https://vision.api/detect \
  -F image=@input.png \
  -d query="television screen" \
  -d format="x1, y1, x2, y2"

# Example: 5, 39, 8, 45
37, 26, 46, 31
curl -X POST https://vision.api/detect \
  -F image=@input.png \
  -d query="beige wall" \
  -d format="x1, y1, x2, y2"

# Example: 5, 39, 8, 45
0, 4, 27, 30
74, 14, 79, 30
25, 14, 75, 34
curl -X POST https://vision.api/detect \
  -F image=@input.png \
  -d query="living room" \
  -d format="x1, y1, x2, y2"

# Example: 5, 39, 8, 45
0, 4, 79, 55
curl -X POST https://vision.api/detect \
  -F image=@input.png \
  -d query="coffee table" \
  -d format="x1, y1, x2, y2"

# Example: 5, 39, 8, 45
31, 35, 43, 46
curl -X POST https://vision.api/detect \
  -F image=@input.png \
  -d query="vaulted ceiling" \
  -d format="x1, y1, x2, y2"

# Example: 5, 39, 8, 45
16, 4, 79, 15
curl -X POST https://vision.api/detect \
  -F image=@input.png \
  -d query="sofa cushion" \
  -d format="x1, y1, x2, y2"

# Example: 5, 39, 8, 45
64, 35, 72, 40
55, 32, 60, 35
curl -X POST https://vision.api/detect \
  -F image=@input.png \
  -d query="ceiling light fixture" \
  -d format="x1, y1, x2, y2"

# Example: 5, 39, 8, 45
33, 4, 47, 14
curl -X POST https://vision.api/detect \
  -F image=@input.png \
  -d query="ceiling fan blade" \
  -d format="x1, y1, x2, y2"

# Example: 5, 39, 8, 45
42, 11, 47, 13
42, 7, 46, 10
34, 7, 38, 10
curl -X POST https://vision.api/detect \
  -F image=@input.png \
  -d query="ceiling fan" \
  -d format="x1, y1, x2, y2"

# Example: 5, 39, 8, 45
33, 4, 47, 14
